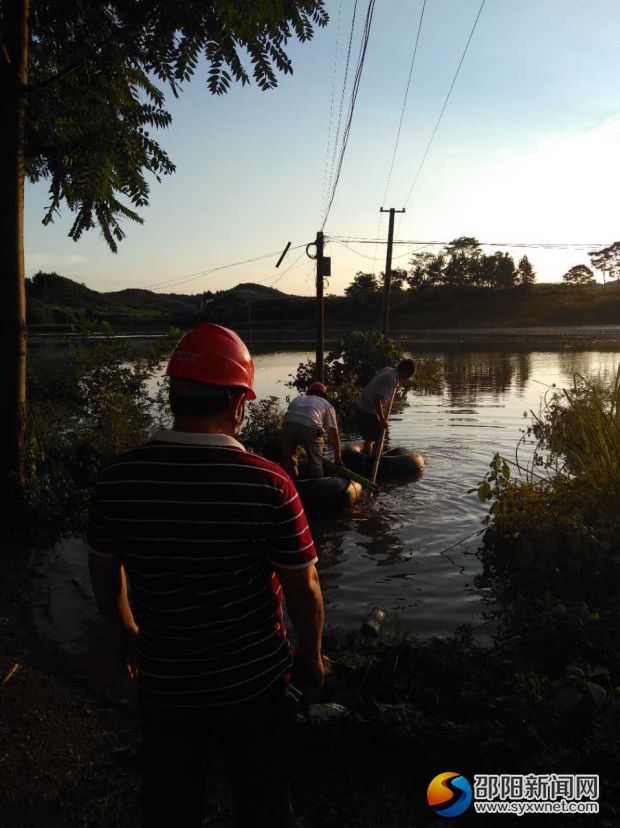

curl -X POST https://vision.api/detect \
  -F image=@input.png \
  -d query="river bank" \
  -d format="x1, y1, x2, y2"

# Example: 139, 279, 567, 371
29, 324, 620, 352
3, 516, 619, 827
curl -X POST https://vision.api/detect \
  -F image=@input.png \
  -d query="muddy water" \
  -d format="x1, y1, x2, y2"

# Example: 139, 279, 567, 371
29, 344, 620, 671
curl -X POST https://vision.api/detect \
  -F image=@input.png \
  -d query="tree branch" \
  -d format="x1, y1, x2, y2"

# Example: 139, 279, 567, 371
26, 59, 83, 93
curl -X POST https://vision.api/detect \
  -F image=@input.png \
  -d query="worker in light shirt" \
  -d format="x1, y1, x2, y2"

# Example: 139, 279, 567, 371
281, 382, 342, 479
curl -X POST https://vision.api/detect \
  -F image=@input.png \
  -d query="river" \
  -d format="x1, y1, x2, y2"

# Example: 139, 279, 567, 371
28, 335, 620, 672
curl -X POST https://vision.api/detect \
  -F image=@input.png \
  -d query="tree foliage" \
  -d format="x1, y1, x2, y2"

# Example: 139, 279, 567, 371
589, 241, 620, 280
341, 239, 538, 294
516, 255, 536, 287
562, 265, 595, 286
22, 0, 328, 252
344, 271, 380, 303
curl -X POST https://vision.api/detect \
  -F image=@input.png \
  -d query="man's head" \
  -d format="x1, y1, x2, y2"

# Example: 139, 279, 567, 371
169, 378, 246, 435
397, 358, 416, 381
307, 382, 328, 400
166, 324, 255, 435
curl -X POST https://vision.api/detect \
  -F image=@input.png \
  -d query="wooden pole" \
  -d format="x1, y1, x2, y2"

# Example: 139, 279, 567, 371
370, 386, 397, 485
380, 207, 405, 336
0, 0, 29, 493
315, 231, 325, 382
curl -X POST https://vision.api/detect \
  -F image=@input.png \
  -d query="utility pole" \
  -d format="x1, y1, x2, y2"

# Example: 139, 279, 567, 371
306, 231, 331, 382
380, 207, 405, 336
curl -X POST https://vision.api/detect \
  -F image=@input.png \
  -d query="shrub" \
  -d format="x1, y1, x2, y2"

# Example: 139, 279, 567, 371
23, 340, 171, 530
240, 396, 285, 457
287, 331, 443, 431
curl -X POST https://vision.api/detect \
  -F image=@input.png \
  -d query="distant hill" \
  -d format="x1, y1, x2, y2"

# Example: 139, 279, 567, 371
25, 270, 620, 335
26, 271, 310, 333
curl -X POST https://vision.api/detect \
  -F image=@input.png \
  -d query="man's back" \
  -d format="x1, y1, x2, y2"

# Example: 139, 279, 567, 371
87, 430, 317, 708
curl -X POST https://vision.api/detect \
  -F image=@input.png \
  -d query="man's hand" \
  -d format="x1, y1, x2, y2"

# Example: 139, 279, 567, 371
111, 623, 139, 682
293, 650, 326, 692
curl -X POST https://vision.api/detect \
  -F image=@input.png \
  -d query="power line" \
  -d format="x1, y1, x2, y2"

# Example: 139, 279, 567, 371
321, 0, 377, 231
372, 0, 425, 274
320, 0, 343, 216
329, 236, 607, 250
335, 238, 426, 261
270, 248, 308, 289
142, 245, 306, 293
400, 0, 487, 218
321, 0, 359, 221
381, 0, 428, 208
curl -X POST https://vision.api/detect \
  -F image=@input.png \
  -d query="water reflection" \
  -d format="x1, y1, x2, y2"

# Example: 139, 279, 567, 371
557, 351, 620, 384
443, 352, 531, 402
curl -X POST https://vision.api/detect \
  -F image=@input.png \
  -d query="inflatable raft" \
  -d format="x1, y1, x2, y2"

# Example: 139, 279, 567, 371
342, 442, 424, 481
296, 474, 362, 513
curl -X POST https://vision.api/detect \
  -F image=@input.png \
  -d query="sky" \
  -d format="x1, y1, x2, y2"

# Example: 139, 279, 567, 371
24, 0, 620, 296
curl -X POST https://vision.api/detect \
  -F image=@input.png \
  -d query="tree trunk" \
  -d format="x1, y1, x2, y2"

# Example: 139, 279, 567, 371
0, 0, 29, 498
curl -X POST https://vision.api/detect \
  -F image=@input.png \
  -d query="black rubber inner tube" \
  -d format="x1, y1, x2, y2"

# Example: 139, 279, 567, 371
296, 476, 362, 512
342, 443, 424, 480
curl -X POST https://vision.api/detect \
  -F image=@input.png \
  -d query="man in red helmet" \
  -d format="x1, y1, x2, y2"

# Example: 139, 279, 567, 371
87, 323, 324, 828
281, 382, 342, 479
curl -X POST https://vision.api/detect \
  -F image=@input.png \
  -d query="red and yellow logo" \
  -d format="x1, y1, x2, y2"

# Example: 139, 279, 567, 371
427, 772, 473, 817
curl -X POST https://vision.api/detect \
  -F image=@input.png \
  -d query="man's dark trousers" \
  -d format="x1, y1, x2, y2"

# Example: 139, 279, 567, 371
141, 681, 296, 828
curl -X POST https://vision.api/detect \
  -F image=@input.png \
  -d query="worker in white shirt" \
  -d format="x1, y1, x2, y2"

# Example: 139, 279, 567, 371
281, 382, 342, 479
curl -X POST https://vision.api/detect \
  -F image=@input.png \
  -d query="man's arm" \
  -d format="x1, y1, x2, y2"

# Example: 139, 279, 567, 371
374, 393, 388, 427
277, 564, 325, 689
89, 553, 139, 679
327, 426, 342, 466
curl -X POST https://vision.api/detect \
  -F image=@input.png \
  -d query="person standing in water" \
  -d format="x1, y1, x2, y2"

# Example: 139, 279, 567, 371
281, 382, 342, 479
354, 359, 416, 456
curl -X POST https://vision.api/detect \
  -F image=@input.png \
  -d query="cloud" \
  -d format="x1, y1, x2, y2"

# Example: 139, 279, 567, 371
444, 117, 620, 243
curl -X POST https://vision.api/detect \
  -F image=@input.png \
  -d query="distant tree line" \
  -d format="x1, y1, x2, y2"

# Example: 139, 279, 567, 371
562, 241, 620, 286
345, 237, 536, 298
344, 236, 620, 296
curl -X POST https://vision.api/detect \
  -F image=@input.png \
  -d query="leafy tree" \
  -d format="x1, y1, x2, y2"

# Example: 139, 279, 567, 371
493, 252, 517, 289
407, 252, 445, 288
516, 255, 536, 287
562, 265, 596, 286
386, 267, 406, 291
589, 242, 620, 283
407, 252, 435, 289
442, 237, 483, 288
426, 253, 446, 287
444, 236, 482, 259
0, 0, 328, 492
344, 271, 381, 305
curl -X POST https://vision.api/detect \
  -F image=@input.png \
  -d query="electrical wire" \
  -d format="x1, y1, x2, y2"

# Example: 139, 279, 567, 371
400, 0, 487, 227
321, 0, 377, 231
322, 0, 359, 221
269, 248, 308, 289
141, 245, 306, 293
381, 0, 428, 208
329, 236, 606, 250
371, 0, 427, 275
335, 238, 423, 261
320, 0, 343, 216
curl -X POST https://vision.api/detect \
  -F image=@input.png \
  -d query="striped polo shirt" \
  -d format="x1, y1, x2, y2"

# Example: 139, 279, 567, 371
86, 431, 318, 708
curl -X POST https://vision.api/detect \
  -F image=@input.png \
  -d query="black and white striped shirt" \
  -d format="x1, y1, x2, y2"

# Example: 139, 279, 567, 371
87, 431, 317, 707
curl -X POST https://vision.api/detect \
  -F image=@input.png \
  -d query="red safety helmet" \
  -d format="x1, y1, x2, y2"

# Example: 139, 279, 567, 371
308, 382, 328, 398
166, 323, 256, 400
